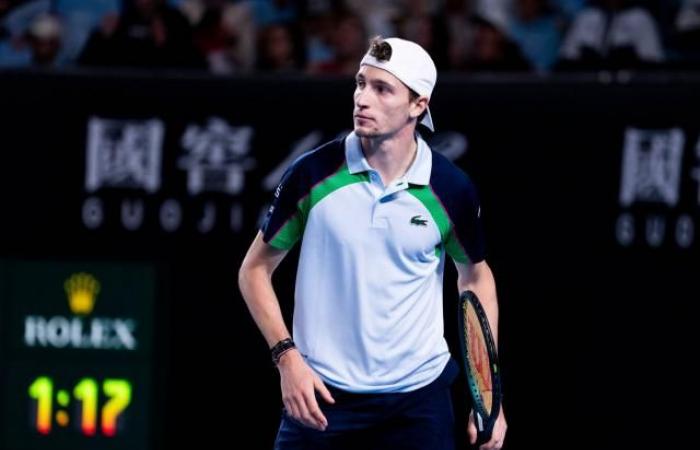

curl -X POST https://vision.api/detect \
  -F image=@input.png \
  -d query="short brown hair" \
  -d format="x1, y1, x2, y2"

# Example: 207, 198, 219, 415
368, 36, 392, 61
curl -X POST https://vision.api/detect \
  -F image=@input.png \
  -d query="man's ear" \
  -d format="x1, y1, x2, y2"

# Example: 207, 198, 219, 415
410, 96, 429, 120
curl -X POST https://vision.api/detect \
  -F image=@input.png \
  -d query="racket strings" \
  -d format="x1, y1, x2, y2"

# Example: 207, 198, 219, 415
458, 292, 502, 445
464, 304, 493, 412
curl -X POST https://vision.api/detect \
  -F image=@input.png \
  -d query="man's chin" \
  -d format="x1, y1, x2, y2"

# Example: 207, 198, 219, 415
354, 127, 379, 138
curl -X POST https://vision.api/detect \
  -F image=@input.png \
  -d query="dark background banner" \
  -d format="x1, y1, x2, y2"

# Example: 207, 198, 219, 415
0, 71, 697, 450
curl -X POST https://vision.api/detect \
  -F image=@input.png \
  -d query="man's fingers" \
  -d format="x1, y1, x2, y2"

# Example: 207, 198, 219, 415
293, 397, 317, 429
287, 396, 316, 429
479, 436, 504, 450
314, 376, 336, 404
481, 410, 506, 450
303, 388, 328, 430
280, 366, 331, 431
285, 398, 300, 423
467, 410, 477, 444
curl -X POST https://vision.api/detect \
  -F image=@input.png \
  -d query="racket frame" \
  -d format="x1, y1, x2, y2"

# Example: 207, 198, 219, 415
457, 290, 502, 446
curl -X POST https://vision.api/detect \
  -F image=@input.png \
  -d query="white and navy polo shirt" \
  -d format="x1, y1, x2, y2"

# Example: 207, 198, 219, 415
262, 131, 485, 393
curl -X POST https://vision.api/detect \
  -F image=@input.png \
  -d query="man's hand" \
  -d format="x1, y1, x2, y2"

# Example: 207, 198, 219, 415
467, 407, 507, 449
278, 349, 335, 431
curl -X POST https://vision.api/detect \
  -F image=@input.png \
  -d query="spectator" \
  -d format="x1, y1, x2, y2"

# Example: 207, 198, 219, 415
438, 0, 480, 71
79, 0, 205, 69
510, 0, 563, 72
398, 0, 450, 69
558, 0, 665, 70
300, 5, 335, 67
1, 4, 64, 68
307, 11, 366, 75
256, 22, 303, 72
670, 0, 700, 68
192, 0, 256, 74
0, 0, 50, 40
26, 12, 61, 66
463, 12, 531, 72
53, 0, 121, 64
1, 0, 14, 37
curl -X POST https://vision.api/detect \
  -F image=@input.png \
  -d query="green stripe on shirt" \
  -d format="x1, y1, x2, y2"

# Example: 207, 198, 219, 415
407, 185, 469, 264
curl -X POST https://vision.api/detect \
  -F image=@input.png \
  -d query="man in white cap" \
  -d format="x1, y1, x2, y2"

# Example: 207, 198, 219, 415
239, 36, 507, 449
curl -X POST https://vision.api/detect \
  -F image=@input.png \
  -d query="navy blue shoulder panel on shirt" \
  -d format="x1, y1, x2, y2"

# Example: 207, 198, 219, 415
261, 137, 347, 243
429, 151, 486, 264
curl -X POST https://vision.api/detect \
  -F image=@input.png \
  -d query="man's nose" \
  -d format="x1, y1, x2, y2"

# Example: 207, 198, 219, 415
355, 88, 369, 108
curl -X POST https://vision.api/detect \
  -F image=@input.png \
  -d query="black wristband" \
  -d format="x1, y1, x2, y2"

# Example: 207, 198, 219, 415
270, 338, 296, 365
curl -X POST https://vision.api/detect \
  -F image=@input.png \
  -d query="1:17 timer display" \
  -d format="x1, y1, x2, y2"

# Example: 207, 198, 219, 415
28, 376, 132, 437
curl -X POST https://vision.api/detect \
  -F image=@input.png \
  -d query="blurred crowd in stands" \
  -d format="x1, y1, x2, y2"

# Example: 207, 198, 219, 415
1, 0, 699, 74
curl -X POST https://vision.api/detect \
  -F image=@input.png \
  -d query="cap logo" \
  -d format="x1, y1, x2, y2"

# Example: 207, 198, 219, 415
369, 38, 392, 62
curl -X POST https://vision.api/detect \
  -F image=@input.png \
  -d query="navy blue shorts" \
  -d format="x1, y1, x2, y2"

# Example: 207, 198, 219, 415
274, 358, 459, 450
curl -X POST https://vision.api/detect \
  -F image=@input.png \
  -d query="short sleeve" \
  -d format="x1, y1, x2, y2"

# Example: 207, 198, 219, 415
261, 162, 307, 250
428, 152, 486, 265
444, 178, 486, 264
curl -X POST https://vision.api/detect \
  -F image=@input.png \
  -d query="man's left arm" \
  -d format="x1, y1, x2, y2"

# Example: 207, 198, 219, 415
455, 260, 507, 450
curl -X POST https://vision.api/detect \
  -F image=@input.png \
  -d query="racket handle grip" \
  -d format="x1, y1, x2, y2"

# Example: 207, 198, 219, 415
474, 411, 496, 447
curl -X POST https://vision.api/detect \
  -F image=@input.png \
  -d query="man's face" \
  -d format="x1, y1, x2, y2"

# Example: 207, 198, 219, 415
353, 65, 425, 139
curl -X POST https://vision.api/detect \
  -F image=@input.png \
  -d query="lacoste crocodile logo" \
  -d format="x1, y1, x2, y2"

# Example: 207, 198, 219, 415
410, 215, 428, 226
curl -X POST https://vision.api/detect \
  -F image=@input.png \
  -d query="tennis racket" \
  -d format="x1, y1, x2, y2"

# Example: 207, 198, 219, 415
457, 290, 502, 446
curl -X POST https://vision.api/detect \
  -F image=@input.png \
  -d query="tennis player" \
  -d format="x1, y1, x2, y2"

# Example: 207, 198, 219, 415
239, 36, 507, 450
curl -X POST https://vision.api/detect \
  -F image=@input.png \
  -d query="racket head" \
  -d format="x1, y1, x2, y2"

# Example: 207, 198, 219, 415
457, 290, 502, 445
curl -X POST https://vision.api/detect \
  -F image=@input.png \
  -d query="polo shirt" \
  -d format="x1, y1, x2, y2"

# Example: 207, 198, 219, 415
262, 131, 485, 393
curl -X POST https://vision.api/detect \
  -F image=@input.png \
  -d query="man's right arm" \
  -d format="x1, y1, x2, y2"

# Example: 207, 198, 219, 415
238, 231, 335, 431
238, 231, 293, 347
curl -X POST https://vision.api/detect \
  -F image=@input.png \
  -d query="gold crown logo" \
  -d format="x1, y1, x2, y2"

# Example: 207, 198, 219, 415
64, 273, 100, 315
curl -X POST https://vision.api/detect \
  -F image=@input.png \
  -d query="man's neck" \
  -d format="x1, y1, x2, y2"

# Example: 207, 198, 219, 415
359, 126, 418, 186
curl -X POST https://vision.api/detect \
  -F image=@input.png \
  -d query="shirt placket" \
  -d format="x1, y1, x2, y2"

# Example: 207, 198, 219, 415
367, 170, 410, 229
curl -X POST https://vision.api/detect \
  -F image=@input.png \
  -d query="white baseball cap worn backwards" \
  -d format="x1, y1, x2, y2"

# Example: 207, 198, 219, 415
360, 37, 437, 132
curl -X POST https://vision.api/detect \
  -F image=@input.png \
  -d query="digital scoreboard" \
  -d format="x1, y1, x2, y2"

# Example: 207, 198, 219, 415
0, 260, 155, 450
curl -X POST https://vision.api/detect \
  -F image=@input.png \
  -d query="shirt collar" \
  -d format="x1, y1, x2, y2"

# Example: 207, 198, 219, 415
344, 131, 432, 186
